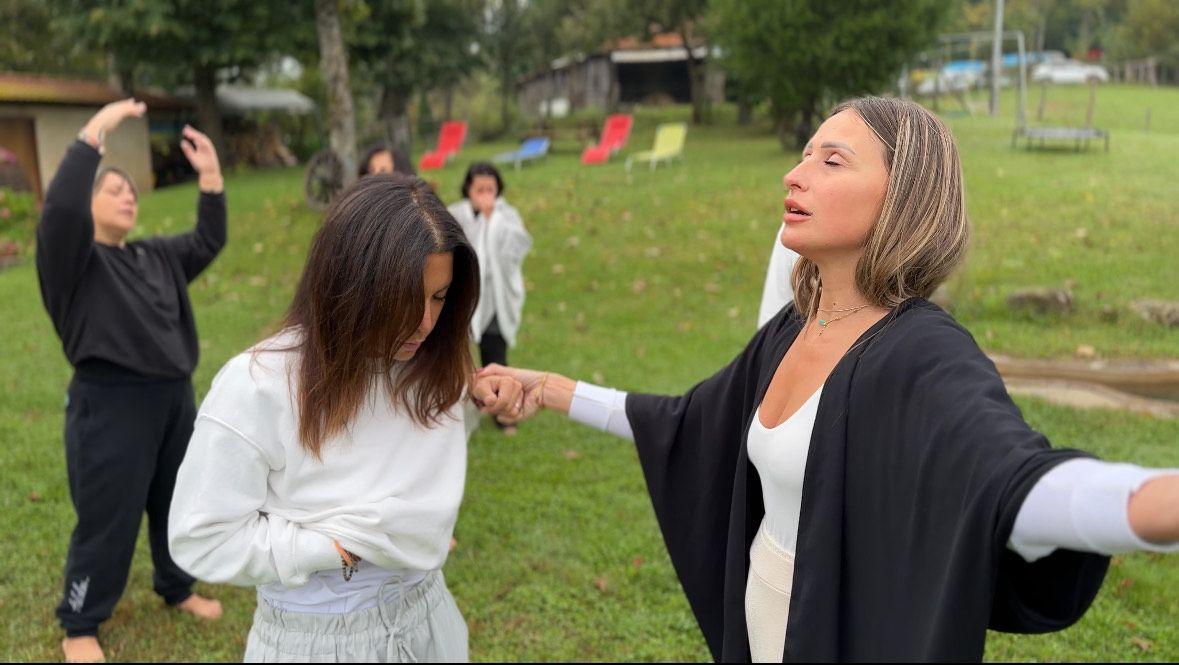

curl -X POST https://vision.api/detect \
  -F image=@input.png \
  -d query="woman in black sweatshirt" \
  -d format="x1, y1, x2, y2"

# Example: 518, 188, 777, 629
35, 98, 227, 663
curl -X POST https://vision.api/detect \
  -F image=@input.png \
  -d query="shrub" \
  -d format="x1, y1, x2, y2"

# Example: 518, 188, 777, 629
0, 187, 38, 256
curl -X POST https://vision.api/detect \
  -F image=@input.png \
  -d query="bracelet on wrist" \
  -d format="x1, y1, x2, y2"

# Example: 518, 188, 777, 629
332, 539, 362, 581
537, 372, 549, 410
77, 128, 106, 155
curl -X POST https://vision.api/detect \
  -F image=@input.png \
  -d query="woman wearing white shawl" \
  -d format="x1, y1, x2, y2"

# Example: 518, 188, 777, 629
448, 163, 532, 432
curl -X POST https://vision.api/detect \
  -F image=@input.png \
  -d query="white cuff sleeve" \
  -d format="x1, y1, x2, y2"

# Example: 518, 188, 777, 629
568, 382, 635, 441
1009, 458, 1179, 562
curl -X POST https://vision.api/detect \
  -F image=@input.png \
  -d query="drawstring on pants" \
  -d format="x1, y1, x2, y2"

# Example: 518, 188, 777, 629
377, 575, 417, 662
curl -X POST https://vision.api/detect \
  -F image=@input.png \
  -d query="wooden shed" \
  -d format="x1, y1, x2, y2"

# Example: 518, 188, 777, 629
516, 34, 726, 117
0, 73, 187, 200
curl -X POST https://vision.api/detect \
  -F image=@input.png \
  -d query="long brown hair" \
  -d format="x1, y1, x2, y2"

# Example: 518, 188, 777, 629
792, 96, 970, 320
279, 174, 479, 458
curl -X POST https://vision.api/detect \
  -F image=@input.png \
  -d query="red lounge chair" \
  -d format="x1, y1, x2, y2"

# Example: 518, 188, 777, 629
580, 114, 634, 165
418, 120, 468, 171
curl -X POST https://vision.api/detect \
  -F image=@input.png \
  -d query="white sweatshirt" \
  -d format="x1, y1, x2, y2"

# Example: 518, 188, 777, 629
168, 332, 467, 589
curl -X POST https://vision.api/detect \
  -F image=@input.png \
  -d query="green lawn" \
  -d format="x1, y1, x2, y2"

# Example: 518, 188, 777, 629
1, 85, 1177, 661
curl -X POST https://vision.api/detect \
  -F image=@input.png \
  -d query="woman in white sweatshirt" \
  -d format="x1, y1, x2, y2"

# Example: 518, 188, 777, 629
168, 174, 524, 662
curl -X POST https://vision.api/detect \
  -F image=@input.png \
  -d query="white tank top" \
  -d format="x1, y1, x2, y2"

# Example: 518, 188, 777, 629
746, 387, 823, 553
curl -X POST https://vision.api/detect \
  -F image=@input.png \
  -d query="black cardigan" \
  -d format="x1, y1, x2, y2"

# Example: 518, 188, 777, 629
35, 141, 226, 379
627, 299, 1108, 662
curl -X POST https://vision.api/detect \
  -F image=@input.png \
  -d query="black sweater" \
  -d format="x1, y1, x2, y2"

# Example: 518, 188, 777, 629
627, 300, 1107, 662
35, 141, 226, 379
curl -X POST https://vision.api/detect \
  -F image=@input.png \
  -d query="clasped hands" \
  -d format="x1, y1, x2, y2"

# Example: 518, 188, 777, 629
470, 364, 550, 426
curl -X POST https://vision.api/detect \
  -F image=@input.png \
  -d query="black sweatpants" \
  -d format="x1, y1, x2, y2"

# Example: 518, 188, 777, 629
57, 367, 197, 637
479, 317, 509, 429
478, 316, 508, 369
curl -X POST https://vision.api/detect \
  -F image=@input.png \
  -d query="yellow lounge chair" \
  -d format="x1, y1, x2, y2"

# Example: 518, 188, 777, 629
625, 122, 687, 172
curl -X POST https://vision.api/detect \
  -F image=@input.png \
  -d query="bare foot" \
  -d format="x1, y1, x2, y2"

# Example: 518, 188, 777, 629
449, 537, 458, 552
502, 425, 518, 437
176, 593, 223, 620
62, 636, 104, 663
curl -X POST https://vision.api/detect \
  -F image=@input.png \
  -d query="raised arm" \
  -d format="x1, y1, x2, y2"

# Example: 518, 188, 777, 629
36, 99, 145, 310
151, 126, 227, 281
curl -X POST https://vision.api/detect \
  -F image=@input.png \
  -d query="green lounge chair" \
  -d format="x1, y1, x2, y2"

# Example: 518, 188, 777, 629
625, 122, 687, 172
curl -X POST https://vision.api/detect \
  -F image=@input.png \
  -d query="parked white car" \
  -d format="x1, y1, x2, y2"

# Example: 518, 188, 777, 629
1031, 60, 1110, 84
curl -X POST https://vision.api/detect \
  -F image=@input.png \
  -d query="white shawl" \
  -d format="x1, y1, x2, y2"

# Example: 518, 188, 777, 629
448, 198, 532, 346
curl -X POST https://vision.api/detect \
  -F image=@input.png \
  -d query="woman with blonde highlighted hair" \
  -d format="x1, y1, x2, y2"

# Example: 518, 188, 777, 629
480, 97, 1179, 662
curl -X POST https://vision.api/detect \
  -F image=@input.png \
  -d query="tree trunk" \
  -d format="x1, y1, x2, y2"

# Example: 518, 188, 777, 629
545, 72, 555, 120
794, 103, 816, 149
681, 26, 708, 125
774, 107, 794, 151
736, 89, 753, 126
416, 89, 433, 140
315, 0, 357, 187
1075, 8, 1092, 59
444, 86, 455, 121
499, 64, 513, 136
193, 63, 227, 164
107, 52, 134, 96
380, 84, 412, 157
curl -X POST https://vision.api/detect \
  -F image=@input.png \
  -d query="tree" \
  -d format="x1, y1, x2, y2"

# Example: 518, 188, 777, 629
1108, 0, 1179, 67
53, 0, 306, 159
712, 0, 951, 149
350, 0, 483, 154
1, 0, 106, 77
315, 0, 357, 186
483, 0, 532, 133
945, 0, 1129, 57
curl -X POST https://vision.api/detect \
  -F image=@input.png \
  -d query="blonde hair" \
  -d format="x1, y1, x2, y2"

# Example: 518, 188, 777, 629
792, 97, 969, 320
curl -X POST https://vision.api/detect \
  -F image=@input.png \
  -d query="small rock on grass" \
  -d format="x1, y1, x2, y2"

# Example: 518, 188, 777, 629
1006, 288, 1073, 316
1130, 299, 1179, 327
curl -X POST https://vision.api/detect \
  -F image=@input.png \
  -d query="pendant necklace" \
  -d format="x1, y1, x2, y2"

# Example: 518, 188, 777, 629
816, 303, 870, 336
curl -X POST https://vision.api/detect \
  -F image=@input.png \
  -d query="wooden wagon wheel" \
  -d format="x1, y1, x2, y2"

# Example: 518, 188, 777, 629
303, 148, 344, 211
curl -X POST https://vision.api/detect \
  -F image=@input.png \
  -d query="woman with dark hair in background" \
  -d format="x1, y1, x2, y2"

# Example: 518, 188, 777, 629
358, 143, 416, 178
169, 174, 524, 662
448, 162, 532, 434
36, 98, 227, 663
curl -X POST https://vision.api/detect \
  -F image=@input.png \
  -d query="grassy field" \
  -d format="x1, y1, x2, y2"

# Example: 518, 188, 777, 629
1, 84, 1177, 661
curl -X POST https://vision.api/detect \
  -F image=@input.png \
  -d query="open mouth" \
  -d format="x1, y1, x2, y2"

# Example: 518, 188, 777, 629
784, 198, 813, 222
784, 198, 812, 216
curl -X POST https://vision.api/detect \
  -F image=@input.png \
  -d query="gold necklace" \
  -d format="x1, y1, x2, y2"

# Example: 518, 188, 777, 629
818, 303, 869, 313
815, 304, 869, 336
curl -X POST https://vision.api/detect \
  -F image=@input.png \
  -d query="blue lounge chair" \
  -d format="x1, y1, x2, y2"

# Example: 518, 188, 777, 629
492, 137, 550, 170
